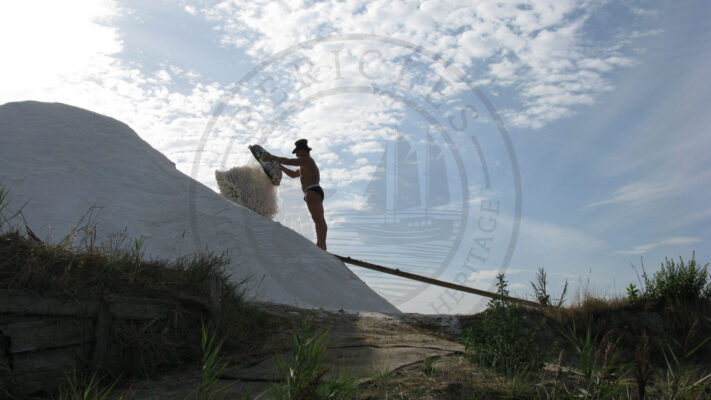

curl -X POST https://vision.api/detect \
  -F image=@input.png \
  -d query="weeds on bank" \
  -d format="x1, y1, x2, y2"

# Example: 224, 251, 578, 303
270, 312, 358, 400
643, 252, 711, 303
271, 311, 328, 399
655, 346, 711, 399
531, 266, 569, 307
54, 323, 232, 400
0, 225, 248, 378
58, 371, 118, 400
368, 366, 395, 399
460, 255, 711, 400
464, 273, 543, 381
557, 324, 630, 399
649, 319, 711, 399
316, 366, 358, 400
626, 284, 641, 303
0, 186, 9, 226
186, 322, 233, 400
421, 355, 435, 377
0, 189, 268, 398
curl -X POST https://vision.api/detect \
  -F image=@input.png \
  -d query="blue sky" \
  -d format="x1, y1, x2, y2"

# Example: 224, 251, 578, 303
1, 0, 709, 313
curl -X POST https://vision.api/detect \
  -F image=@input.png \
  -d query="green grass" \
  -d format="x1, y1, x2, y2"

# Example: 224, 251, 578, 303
268, 312, 361, 399
58, 370, 118, 400
269, 311, 360, 399
316, 366, 359, 400
270, 311, 330, 400
369, 366, 394, 399
186, 322, 234, 400
421, 355, 435, 377
558, 324, 630, 399
53, 323, 236, 400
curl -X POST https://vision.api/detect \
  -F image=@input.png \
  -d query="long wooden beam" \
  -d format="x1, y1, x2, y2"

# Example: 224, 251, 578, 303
332, 254, 542, 309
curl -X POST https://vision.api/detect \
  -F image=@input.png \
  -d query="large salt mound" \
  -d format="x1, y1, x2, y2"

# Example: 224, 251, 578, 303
0, 101, 398, 313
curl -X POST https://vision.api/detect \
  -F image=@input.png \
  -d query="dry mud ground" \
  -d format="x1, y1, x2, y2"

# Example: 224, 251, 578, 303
112, 302, 481, 399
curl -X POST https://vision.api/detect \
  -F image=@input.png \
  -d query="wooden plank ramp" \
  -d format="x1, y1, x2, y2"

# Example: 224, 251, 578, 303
332, 254, 542, 308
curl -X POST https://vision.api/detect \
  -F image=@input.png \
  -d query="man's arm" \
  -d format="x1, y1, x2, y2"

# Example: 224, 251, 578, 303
272, 155, 308, 166
281, 165, 300, 178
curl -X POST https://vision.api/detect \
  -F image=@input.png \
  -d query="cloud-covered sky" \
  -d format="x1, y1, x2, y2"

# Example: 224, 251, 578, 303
1, 0, 709, 313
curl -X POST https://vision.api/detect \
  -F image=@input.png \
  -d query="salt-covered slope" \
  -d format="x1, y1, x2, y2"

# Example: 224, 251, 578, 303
0, 101, 398, 313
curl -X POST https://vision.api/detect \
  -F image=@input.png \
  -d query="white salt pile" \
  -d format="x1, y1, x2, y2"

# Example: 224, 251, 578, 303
0, 101, 398, 313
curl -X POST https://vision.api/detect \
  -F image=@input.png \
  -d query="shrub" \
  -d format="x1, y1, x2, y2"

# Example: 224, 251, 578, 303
464, 273, 542, 376
645, 253, 710, 303
626, 283, 640, 303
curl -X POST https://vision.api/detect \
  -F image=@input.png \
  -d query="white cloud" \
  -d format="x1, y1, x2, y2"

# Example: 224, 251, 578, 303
349, 141, 384, 155
325, 194, 369, 213
489, 59, 519, 81
467, 268, 526, 282
0, 0, 672, 232
582, 44, 711, 234
584, 180, 680, 210
321, 165, 376, 188
617, 236, 702, 255
578, 58, 614, 72
630, 7, 661, 18
0, 0, 122, 103
0, 1, 229, 187
193, 0, 659, 129
518, 216, 606, 252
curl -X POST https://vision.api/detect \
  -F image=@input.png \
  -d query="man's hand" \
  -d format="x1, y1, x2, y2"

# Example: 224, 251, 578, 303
281, 165, 300, 178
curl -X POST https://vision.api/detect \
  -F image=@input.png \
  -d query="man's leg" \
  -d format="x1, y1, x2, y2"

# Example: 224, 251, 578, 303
305, 190, 327, 250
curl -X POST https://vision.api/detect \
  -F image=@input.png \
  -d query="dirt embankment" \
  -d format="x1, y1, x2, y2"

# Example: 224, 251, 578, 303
114, 303, 467, 399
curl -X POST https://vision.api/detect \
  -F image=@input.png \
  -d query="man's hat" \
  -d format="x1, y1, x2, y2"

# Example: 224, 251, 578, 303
292, 138, 312, 153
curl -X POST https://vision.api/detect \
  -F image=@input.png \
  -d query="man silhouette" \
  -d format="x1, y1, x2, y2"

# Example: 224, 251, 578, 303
264, 139, 327, 250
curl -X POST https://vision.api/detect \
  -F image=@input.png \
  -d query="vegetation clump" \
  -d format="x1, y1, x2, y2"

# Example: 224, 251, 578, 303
464, 273, 545, 380
271, 312, 358, 400
0, 187, 268, 397
459, 260, 711, 399
643, 253, 711, 304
